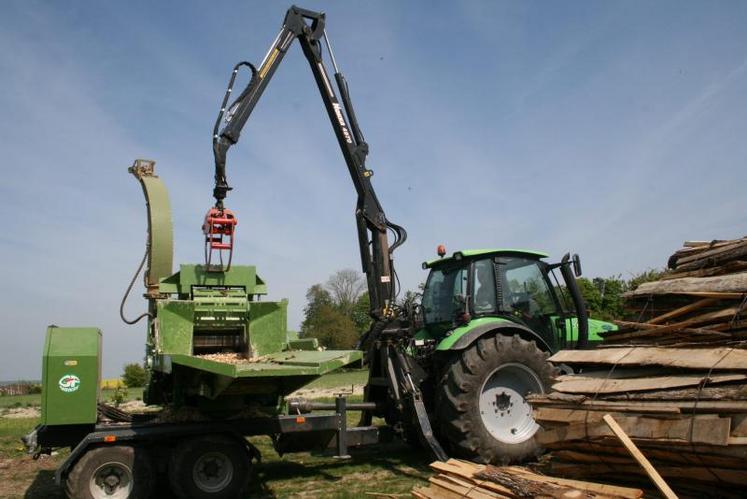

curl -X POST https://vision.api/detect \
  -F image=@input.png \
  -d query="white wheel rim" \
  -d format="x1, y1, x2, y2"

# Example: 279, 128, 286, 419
192, 451, 234, 493
89, 461, 133, 499
478, 362, 543, 444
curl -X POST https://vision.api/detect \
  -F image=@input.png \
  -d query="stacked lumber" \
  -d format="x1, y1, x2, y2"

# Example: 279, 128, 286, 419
412, 459, 643, 499
604, 237, 747, 347
529, 347, 747, 496
529, 237, 747, 496
666, 237, 747, 279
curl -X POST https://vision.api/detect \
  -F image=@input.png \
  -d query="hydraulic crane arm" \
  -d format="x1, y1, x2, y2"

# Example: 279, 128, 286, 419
212, 5, 406, 320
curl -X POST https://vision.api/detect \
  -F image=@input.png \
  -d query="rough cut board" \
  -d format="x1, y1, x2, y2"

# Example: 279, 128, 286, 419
624, 272, 747, 297
551, 373, 747, 394
536, 414, 731, 446
532, 397, 747, 414
424, 459, 644, 499
547, 461, 747, 486
549, 346, 747, 370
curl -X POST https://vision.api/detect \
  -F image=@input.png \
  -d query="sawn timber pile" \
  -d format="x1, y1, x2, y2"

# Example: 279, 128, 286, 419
412, 459, 643, 499
606, 236, 747, 346
529, 236, 747, 497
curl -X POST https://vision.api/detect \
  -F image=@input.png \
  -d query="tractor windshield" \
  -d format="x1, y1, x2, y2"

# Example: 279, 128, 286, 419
422, 265, 468, 324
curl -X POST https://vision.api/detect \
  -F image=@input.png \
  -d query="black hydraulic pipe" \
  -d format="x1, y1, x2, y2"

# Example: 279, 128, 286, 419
288, 399, 378, 413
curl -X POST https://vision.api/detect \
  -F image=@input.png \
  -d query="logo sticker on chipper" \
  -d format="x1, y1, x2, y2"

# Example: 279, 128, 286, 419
58, 374, 81, 393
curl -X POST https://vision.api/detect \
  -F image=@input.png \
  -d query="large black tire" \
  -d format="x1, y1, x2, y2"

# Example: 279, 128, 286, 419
64, 445, 155, 499
437, 334, 555, 464
168, 434, 252, 499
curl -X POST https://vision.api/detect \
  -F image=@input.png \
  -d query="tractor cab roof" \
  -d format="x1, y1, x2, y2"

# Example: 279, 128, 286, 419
422, 248, 549, 269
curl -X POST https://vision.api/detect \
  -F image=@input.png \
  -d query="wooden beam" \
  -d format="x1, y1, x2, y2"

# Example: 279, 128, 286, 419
603, 414, 678, 499
536, 414, 732, 446
646, 298, 719, 324
549, 346, 747, 370
551, 373, 747, 394
625, 273, 747, 297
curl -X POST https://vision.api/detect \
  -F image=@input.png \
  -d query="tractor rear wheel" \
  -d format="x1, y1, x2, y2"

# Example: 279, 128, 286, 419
64, 444, 155, 499
437, 334, 555, 464
168, 434, 252, 499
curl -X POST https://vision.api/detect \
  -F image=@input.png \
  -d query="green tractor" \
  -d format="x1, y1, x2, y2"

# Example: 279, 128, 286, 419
407, 248, 614, 462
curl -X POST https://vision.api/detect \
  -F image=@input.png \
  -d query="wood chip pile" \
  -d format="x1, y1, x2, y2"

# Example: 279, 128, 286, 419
195, 352, 267, 364
412, 459, 643, 499
528, 237, 747, 497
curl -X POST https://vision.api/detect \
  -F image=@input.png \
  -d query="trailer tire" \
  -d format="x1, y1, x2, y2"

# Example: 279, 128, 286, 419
437, 334, 554, 464
169, 434, 251, 499
64, 444, 154, 499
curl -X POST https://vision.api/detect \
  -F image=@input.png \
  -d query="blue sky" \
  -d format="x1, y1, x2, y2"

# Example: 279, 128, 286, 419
1, 1, 746, 379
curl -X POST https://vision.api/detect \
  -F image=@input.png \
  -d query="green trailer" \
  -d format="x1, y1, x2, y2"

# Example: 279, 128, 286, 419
24, 160, 372, 499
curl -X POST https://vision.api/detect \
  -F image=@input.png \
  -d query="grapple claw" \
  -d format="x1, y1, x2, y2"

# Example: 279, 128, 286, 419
202, 207, 238, 271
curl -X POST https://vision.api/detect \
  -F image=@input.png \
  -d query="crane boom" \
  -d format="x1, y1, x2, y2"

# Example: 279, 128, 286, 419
210, 6, 446, 460
212, 5, 406, 321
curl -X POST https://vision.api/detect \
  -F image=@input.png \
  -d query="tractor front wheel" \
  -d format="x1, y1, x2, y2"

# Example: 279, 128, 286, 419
437, 334, 554, 464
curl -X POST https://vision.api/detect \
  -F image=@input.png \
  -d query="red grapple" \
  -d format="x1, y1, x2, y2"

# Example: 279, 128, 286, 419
202, 207, 238, 271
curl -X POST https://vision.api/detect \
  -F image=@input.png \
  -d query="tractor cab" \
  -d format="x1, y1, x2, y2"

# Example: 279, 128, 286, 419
421, 249, 593, 352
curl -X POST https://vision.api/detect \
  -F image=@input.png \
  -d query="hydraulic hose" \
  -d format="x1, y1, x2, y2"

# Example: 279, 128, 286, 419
119, 245, 153, 325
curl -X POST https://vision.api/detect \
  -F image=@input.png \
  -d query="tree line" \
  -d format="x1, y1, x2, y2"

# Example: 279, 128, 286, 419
575, 269, 664, 321
301, 269, 372, 349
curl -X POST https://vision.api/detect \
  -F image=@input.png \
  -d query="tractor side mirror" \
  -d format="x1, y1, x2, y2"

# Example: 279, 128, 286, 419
572, 254, 582, 277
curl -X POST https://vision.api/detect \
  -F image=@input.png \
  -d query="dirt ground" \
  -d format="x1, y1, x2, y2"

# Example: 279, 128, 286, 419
1, 408, 41, 419
0, 454, 64, 499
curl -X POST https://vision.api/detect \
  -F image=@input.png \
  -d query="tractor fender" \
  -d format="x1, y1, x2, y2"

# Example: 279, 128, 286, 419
439, 322, 554, 353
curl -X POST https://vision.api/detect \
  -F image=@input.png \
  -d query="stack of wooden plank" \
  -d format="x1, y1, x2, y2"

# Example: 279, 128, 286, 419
603, 237, 747, 347
529, 346, 747, 496
666, 237, 747, 279
528, 237, 747, 496
412, 459, 643, 499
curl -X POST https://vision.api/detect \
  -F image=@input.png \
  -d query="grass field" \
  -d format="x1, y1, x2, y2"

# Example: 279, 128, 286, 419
0, 387, 145, 409
0, 370, 431, 498
300, 369, 368, 390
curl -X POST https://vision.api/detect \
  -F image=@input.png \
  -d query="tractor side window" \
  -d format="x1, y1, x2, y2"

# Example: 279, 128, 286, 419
472, 259, 497, 314
502, 260, 556, 316
422, 266, 468, 323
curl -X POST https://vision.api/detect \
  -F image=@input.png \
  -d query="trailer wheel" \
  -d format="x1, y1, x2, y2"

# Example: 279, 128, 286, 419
437, 334, 555, 464
169, 434, 251, 499
64, 445, 154, 499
